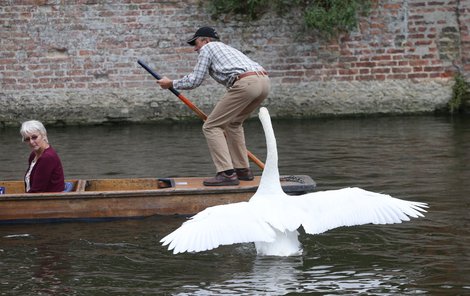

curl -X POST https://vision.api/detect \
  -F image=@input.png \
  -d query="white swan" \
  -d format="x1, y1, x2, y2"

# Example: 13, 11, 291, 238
160, 107, 428, 256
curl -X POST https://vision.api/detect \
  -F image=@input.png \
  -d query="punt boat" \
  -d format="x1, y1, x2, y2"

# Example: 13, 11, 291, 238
0, 175, 315, 224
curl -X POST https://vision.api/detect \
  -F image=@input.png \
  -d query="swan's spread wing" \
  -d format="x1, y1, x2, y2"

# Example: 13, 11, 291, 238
295, 187, 428, 235
160, 202, 276, 254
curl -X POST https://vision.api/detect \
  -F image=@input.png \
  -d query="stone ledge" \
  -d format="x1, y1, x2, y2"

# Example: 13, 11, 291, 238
0, 79, 452, 127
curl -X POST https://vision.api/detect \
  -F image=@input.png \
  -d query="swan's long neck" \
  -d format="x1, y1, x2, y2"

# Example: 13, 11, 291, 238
254, 107, 284, 196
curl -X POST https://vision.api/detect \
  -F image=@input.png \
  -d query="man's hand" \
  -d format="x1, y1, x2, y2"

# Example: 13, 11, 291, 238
156, 77, 173, 89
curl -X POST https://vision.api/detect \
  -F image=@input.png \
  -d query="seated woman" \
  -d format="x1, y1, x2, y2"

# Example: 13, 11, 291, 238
20, 120, 65, 193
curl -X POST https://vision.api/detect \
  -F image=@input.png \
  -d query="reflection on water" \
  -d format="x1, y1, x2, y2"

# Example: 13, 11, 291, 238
1, 115, 470, 295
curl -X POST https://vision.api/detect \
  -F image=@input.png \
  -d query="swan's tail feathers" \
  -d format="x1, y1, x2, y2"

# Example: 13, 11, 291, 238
255, 229, 302, 256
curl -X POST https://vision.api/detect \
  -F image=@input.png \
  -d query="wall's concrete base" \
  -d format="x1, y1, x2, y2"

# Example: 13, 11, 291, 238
0, 79, 452, 127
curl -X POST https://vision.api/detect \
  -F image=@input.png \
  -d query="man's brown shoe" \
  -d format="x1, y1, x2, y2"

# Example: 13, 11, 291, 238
235, 168, 254, 181
203, 172, 240, 186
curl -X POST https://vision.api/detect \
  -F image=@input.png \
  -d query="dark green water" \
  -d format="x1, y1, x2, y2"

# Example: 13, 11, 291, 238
1, 114, 469, 295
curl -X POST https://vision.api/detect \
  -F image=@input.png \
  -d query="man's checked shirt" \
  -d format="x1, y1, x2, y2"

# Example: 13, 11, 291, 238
173, 42, 264, 89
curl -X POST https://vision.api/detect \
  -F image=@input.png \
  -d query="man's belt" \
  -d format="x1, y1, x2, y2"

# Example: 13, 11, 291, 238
236, 71, 268, 81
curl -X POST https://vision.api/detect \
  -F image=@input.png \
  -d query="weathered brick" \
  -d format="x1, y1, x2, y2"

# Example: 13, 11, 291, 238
408, 73, 429, 79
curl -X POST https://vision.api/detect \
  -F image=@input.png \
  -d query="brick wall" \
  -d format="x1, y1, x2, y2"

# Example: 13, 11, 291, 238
0, 0, 469, 125
459, 0, 470, 74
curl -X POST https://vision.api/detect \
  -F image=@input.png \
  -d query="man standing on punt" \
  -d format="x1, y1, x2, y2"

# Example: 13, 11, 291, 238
157, 26, 271, 186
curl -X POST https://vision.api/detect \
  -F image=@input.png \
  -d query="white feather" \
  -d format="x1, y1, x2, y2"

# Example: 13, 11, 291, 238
160, 107, 428, 256
161, 202, 276, 254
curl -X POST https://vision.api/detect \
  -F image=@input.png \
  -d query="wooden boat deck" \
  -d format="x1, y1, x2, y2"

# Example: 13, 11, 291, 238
0, 175, 315, 223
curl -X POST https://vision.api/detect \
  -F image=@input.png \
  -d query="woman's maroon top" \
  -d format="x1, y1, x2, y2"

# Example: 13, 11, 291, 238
25, 146, 65, 193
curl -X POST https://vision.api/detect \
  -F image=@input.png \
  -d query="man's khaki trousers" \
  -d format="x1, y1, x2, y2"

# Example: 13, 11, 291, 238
203, 74, 271, 172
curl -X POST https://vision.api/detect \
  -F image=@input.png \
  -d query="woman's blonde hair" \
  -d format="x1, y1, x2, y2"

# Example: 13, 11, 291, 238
20, 120, 48, 143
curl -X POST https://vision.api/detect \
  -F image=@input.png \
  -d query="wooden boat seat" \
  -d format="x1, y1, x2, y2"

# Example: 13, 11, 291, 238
83, 178, 162, 192
0, 180, 81, 194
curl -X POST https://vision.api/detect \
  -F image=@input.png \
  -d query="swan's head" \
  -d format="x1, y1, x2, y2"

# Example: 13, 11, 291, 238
259, 107, 269, 120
